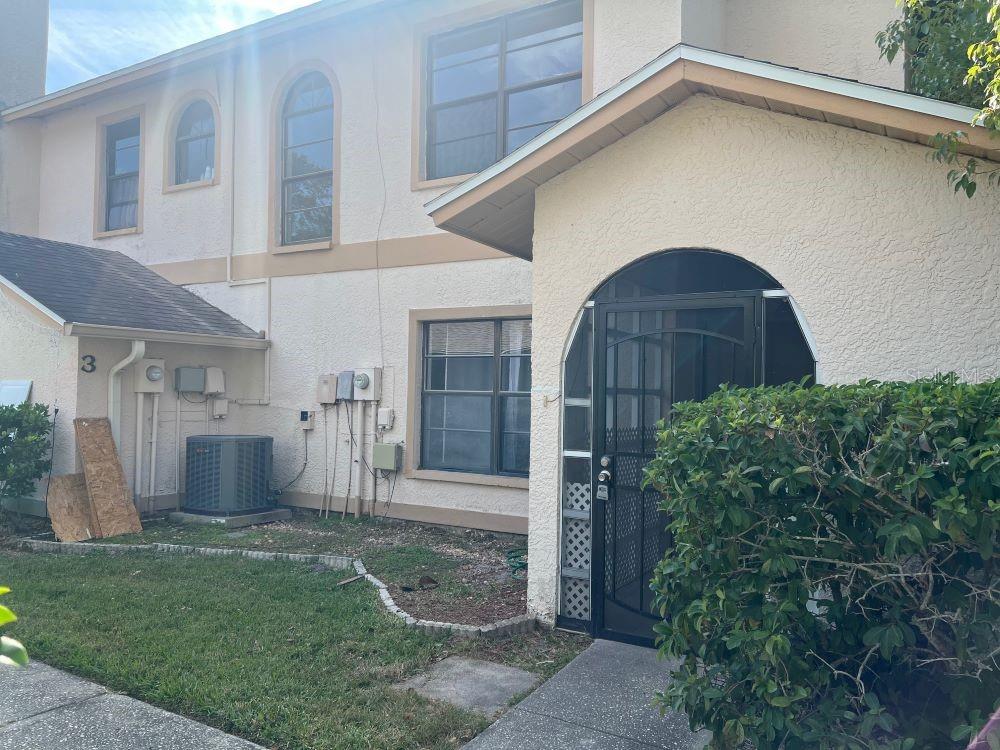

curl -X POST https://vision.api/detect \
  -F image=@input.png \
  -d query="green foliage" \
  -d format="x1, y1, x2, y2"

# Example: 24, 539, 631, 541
878, 0, 993, 107
0, 587, 27, 668
0, 403, 52, 500
646, 376, 1000, 749
878, 0, 1000, 197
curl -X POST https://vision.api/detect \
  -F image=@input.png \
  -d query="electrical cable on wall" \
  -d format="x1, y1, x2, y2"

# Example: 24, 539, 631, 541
41, 406, 59, 507
321, 405, 330, 515
277, 429, 309, 492
370, 28, 388, 371
344, 399, 378, 479
327, 402, 341, 517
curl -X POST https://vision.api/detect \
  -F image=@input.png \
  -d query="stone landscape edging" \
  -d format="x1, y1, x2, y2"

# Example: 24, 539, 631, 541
18, 537, 537, 640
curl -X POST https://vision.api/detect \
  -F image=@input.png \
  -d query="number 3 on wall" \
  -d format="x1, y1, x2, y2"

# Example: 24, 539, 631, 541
80, 355, 96, 373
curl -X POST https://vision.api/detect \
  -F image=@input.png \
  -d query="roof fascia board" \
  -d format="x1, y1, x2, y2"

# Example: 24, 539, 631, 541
681, 46, 979, 124
2, 0, 391, 121
65, 323, 270, 350
0, 275, 66, 326
426, 44, 985, 217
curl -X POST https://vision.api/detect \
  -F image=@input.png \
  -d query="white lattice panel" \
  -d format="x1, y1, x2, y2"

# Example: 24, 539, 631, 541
560, 576, 591, 620
564, 481, 591, 512
562, 517, 592, 571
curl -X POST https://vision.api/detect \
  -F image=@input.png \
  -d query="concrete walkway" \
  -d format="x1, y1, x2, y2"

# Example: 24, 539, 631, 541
0, 662, 263, 749
463, 639, 710, 749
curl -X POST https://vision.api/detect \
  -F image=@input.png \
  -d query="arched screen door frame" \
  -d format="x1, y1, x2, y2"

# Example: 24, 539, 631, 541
591, 291, 762, 645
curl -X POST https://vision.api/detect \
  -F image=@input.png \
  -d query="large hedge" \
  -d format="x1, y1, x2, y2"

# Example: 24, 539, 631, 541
646, 377, 999, 750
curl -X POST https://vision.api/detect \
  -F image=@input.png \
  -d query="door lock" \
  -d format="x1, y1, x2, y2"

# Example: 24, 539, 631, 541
597, 469, 612, 483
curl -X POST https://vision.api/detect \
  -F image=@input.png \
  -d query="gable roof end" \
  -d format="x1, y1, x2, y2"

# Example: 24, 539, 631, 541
426, 44, 997, 260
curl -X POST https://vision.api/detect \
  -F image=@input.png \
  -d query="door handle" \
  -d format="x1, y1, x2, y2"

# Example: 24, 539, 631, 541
597, 469, 612, 483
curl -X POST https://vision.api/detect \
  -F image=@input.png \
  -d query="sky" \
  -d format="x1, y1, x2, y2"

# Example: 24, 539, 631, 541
46, 0, 320, 93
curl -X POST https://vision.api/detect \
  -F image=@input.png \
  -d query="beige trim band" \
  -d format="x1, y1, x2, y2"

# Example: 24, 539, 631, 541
279, 491, 529, 535
149, 233, 511, 285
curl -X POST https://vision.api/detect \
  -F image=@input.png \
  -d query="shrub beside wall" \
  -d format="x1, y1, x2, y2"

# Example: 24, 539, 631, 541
0, 402, 52, 500
647, 377, 999, 750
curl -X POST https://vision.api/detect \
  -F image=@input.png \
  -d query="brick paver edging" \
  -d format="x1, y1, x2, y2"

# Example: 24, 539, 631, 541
19, 537, 537, 640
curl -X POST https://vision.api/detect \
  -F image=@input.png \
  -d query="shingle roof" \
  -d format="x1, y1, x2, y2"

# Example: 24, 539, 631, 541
0, 232, 261, 339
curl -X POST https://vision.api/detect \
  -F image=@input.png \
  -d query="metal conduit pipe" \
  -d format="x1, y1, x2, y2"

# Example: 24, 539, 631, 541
107, 340, 145, 449
148, 392, 160, 508
135, 391, 144, 504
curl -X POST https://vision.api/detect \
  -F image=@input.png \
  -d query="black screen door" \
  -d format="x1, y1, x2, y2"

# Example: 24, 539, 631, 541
592, 294, 760, 645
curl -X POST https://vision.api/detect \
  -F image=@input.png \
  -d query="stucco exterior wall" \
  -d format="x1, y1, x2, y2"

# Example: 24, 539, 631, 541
0, 291, 78, 484
527, 95, 1000, 621
75, 336, 267, 506
0, 0, 47, 109
0, 0, 47, 233
187, 255, 533, 521
724, 0, 903, 89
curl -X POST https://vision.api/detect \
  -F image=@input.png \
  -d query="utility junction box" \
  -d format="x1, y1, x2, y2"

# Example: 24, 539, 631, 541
372, 442, 402, 472
175, 367, 206, 393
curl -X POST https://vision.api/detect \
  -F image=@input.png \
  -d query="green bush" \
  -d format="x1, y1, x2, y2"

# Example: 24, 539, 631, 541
646, 376, 999, 750
0, 402, 52, 500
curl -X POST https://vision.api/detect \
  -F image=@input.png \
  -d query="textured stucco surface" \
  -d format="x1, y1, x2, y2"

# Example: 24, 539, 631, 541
74, 336, 266, 500
724, 0, 903, 89
1, 0, 915, 530
188, 256, 532, 518
0, 291, 78, 482
0, 0, 46, 234
527, 95, 1000, 620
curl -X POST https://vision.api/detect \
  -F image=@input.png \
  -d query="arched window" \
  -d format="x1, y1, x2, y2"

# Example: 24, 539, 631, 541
174, 100, 215, 185
281, 72, 334, 245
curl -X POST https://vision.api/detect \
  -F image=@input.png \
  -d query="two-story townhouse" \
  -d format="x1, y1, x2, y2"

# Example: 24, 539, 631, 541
2, 0, 997, 645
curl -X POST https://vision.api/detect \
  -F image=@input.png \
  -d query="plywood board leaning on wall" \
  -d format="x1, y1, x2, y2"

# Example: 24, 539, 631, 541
73, 417, 142, 537
47, 473, 97, 542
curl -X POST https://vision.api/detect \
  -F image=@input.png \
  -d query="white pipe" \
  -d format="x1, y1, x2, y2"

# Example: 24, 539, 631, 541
148, 393, 160, 506
358, 401, 368, 517
108, 340, 144, 449
134, 391, 144, 504
174, 391, 182, 507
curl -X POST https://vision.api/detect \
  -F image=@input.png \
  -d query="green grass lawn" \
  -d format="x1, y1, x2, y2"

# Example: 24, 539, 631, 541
1, 549, 587, 750
96, 516, 531, 624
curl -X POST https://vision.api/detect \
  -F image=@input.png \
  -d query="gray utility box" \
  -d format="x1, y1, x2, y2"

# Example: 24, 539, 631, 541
372, 442, 402, 472
184, 435, 274, 515
175, 367, 206, 393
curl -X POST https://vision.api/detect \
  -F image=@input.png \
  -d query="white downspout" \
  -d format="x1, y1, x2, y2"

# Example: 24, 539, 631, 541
174, 392, 182, 510
148, 392, 160, 510
108, 340, 144, 449
134, 391, 144, 505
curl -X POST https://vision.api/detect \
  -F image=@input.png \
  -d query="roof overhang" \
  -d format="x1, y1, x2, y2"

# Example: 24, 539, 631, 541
0, 270, 267, 349
64, 323, 270, 350
426, 45, 998, 260
2, 0, 394, 122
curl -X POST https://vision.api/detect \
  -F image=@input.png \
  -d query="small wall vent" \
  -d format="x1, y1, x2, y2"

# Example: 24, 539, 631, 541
184, 435, 274, 515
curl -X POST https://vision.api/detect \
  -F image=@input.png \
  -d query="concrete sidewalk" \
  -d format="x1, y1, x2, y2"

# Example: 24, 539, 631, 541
463, 639, 710, 749
0, 661, 264, 749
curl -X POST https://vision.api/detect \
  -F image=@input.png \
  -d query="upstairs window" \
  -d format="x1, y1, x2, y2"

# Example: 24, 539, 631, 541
281, 72, 334, 245
104, 117, 140, 232
421, 318, 532, 476
174, 100, 215, 185
425, 0, 583, 180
